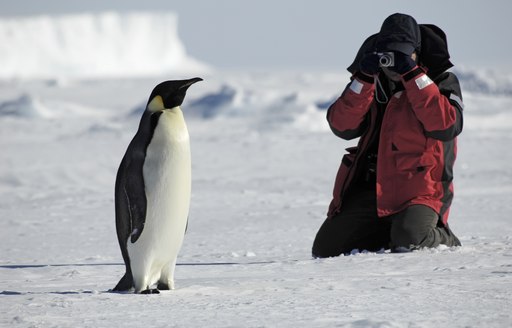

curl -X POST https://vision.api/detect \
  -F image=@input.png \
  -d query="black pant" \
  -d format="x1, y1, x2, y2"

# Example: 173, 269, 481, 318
312, 185, 461, 258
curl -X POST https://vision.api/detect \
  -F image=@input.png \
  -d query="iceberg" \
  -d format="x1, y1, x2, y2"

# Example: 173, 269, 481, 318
0, 11, 210, 79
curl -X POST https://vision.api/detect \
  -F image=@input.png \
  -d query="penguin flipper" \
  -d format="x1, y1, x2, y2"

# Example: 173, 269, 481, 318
123, 159, 147, 244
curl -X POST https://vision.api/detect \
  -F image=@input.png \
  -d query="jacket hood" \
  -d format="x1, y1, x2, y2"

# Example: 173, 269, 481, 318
375, 13, 421, 56
347, 23, 453, 79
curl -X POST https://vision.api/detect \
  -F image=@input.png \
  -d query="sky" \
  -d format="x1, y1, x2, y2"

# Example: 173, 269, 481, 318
1, 0, 510, 72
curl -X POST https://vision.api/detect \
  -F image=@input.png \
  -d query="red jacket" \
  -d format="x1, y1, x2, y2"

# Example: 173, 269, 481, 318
326, 67, 464, 224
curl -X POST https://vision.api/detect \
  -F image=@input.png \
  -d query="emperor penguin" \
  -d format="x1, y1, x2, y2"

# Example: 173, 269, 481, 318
113, 77, 202, 294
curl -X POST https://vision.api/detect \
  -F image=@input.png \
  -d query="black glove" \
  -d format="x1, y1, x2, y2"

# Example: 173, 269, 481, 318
359, 53, 380, 76
389, 52, 417, 74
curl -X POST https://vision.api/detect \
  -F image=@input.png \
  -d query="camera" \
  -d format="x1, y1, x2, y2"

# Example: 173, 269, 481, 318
375, 52, 395, 67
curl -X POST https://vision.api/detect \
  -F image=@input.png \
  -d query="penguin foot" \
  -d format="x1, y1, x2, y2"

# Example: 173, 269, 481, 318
140, 288, 160, 294
157, 283, 171, 290
113, 273, 133, 292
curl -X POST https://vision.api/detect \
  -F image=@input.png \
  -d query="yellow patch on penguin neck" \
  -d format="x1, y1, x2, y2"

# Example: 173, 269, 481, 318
147, 95, 181, 113
147, 95, 165, 113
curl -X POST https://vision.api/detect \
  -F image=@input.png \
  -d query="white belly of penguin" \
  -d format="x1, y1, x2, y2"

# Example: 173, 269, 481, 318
127, 108, 191, 291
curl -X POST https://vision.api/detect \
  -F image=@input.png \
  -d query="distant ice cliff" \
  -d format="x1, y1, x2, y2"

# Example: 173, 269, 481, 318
0, 11, 209, 79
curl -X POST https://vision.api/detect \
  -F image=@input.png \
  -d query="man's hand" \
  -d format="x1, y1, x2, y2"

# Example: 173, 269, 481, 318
359, 53, 380, 76
389, 52, 417, 75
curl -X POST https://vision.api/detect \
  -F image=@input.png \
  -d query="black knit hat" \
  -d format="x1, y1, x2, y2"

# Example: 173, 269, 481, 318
375, 13, 421, 55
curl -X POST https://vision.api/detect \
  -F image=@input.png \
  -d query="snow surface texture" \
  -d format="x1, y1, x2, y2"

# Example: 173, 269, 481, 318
1, 12, 512, 328
0, 12, 209, 79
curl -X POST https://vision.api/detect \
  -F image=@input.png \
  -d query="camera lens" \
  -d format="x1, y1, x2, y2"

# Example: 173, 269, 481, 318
379, 55, 392, 67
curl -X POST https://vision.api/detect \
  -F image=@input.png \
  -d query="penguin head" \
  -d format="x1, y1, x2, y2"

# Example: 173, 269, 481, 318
146, 77, 203, 112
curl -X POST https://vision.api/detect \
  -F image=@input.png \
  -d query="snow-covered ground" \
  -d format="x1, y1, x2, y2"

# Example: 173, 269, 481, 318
1, 12, 512, 328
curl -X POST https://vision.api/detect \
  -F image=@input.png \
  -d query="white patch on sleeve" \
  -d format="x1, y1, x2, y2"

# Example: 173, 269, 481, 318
415, 75, 433, 90
450, 93, 465, 110
349, 79, 364, 94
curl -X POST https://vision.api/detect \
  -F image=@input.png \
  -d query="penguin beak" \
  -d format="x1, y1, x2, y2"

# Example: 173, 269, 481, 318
179, 77, 203, 91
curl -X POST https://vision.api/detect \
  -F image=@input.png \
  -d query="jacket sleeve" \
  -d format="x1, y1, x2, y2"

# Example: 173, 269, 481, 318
326, 72, 375, 140
401, 67, 464, 141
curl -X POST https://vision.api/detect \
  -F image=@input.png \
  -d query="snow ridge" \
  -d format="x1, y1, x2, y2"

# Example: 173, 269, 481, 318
0, 12, 209, 79
454, 68, 512, 96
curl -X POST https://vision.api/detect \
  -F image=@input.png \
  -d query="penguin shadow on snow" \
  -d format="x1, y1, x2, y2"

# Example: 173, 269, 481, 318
0, 290, 102, 296
0, 263, 121, 296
